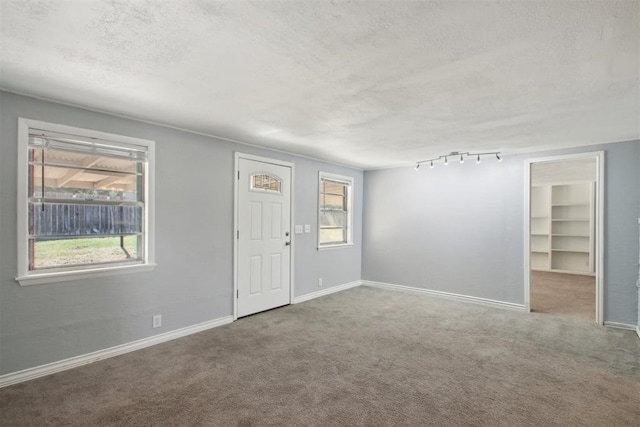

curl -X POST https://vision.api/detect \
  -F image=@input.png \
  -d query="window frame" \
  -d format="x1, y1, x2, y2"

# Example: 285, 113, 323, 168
317, 171, 354, 250
16, 118, 156, 286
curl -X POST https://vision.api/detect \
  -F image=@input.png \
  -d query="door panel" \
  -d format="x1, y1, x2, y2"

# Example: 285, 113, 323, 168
250, 202, 262, 240
271, 203, 282, 239
237, 158, 291, 317
249, 256, 262, 295
270, 254, 281, 290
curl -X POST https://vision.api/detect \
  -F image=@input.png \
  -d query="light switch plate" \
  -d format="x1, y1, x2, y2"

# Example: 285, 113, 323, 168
294, 225, 303, 234
304, 224, 311, 233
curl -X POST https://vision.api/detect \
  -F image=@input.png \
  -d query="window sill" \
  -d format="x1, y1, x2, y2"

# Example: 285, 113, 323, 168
317, 243, 355, 251
16, 263, 157, 286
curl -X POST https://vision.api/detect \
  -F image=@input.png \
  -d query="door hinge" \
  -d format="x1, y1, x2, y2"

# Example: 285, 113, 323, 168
237, 289, 239, 299
237, 230, 239, 239
238, 171, 240, 180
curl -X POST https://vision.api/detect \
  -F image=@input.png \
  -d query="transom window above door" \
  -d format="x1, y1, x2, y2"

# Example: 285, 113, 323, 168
250, 172, 282, 193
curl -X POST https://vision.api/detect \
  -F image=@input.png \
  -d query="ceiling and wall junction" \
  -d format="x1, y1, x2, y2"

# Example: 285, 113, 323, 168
0, 0, 638, 169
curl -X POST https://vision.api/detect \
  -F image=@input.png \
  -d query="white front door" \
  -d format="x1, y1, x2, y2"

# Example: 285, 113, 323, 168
236, 157, 292, 318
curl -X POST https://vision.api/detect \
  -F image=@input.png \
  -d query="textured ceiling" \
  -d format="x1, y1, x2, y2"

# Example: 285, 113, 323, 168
1, 0, 638, 169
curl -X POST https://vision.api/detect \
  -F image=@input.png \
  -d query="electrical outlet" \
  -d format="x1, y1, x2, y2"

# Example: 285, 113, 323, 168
318, 278, 323, 287
152, 314, 162, 328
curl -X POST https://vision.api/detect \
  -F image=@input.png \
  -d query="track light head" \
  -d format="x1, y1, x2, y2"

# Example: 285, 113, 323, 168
415, 163, 420, 170
476, 155, 481, 164
459, 154, 464, 164
430, 161, 434, 169
444, 156, 448, 165
496, 153, 502, 162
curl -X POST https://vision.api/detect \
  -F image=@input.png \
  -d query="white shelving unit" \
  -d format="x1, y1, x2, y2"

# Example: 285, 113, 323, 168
530, 181, 594, 275
530, 185, 551, 271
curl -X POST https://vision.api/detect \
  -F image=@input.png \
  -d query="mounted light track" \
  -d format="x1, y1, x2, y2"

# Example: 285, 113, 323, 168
414, 151, 502, 170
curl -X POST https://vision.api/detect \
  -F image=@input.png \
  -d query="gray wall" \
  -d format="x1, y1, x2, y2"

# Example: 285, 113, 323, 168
362, 140, 640, 325
362, 155, 526, 304
0, 91, 362, 375
290, 156, 363, 296
601, 141, 640, 325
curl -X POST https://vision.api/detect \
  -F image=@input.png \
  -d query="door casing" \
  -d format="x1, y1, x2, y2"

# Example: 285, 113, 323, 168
233, 153, 295, 320
524, 151, 605, 325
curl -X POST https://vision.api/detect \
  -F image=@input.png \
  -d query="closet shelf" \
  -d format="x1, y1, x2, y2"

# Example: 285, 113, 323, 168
530, 181, 594, 275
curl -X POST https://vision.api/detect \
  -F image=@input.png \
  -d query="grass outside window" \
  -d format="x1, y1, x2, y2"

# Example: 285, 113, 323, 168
33, 236, 139, 269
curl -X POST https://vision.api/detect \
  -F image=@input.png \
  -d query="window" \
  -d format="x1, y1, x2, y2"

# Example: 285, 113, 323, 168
318, 172, 353, 248
250, 172, 282, 193
16, 119, 155, 285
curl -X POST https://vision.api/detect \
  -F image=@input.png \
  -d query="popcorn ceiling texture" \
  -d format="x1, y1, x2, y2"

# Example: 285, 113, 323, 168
0, 0, 638, 169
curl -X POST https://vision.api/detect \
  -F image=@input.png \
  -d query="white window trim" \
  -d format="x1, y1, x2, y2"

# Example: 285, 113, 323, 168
15, 118, 156, 286
318, 171, 354, 250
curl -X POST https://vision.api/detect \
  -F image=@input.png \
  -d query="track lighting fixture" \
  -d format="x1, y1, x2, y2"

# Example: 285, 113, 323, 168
414, 151, 502, 170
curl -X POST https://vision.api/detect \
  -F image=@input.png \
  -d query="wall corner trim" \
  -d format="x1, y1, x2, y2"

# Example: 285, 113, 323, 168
293, 280, 361, 304
602, 321, 637, 331
361, 280, 526, 311
0, 315, 234, 388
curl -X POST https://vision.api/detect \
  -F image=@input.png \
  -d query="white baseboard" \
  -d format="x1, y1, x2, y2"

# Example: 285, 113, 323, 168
603, 321, 637, 331
0, 315, 234, 388
361, 280, 526, 311
293, 280, 361, 304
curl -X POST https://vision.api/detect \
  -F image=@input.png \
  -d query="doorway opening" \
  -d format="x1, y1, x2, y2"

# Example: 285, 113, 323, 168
524, 152, 604, 325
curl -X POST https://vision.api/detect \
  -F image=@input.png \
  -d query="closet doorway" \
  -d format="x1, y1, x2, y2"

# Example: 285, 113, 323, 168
525, 152, 604, 325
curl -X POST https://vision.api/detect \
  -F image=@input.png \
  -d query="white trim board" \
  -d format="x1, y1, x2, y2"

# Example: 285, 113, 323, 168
603, 321, 637, 331
293, 280, 361, 304
0, 315, 233, 388
362, 281, 526, 311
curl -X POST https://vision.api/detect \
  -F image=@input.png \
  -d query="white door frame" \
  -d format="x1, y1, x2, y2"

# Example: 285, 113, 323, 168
233, 152, 295, 320
524, 151, 605, 325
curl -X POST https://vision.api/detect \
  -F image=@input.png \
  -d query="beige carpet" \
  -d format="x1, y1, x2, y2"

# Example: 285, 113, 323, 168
1, 286, 638, 426
530, 270, 595, 323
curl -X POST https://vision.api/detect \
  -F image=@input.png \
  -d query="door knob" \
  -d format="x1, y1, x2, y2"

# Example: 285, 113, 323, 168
285, 241, 291, 246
